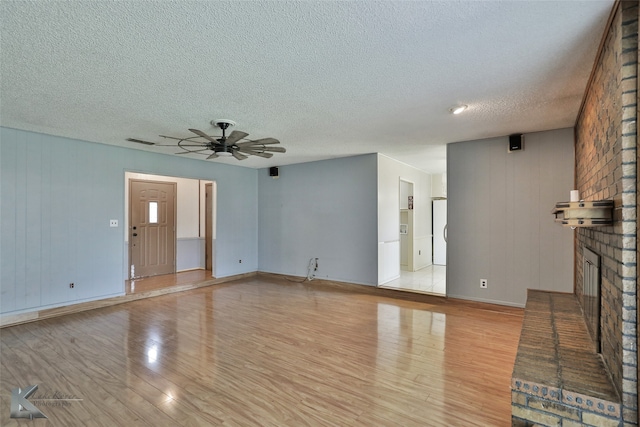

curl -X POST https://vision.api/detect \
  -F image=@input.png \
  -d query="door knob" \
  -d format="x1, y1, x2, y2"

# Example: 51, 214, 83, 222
133, 233, 138, 237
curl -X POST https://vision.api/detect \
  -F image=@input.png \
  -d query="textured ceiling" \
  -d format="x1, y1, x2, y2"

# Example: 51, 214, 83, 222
1, 1, 613, 173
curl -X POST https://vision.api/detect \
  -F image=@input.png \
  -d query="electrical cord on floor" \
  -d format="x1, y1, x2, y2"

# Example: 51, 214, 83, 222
285, 276, 307, 283
284, 258, 319, 283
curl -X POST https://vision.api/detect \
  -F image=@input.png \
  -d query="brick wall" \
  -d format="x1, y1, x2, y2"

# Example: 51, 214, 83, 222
512, 390, 622, 427
574, 2, 638, 426
512, 291, 622, 426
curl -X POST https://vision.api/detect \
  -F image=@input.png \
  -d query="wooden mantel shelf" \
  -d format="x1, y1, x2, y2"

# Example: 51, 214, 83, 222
551, 200, 613, 227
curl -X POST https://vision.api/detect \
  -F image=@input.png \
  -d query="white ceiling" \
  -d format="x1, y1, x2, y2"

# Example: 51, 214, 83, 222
1, 1, 613, 173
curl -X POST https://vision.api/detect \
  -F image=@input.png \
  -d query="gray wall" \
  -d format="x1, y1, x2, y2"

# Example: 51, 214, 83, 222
258, 154, 378, 285
1, 127, 258, 315
447, 128, 574, 307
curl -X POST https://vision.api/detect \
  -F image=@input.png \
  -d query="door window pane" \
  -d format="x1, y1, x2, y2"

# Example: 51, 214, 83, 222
149, 201, 158, 223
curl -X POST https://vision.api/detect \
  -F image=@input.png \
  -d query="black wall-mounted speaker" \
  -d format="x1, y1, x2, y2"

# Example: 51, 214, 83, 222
509, 134, 524, 152
269, 167, 279, 177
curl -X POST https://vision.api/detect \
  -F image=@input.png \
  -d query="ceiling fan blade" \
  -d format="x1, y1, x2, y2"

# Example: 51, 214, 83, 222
159, 135, 188, 141
252, 138, 280, 145
236, 138, 280, 147
189, 128, 219, 144
148, 144, 208, 148
225, 130, 249, 145
238, 148, 273, 158
231, 150, 248, 160
252, 152, 274, 158
206, 153, 219, 159
261, 146, 286, 153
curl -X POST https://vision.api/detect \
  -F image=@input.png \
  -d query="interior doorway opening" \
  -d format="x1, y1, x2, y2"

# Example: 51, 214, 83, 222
125, 172, 216, 281
379, 175, 446, 296
204, 182, 214, 273
399, 179, 414, 272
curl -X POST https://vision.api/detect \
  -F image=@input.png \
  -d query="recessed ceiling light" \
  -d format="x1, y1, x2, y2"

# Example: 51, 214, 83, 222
450, 105, 468, 115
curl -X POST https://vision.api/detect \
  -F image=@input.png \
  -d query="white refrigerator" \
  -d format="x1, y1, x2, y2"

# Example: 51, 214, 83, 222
433, 199, 447, 265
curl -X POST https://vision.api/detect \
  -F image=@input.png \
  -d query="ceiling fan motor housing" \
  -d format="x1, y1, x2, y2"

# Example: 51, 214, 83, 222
212, 119, 236, 130
212, 119, 236, 147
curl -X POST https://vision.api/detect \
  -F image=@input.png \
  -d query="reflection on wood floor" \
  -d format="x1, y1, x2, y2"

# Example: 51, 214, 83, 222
1, 274, 523, 426
125, 269, 213, 294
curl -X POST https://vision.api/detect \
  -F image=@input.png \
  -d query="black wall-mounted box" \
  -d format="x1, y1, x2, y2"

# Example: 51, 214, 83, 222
509, 134, 524, 152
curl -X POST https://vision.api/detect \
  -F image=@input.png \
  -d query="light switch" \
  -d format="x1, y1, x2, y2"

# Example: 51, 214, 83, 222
110, 219, 118, 227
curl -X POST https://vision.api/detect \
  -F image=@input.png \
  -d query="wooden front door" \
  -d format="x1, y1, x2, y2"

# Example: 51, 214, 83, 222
129, 179, 176, 278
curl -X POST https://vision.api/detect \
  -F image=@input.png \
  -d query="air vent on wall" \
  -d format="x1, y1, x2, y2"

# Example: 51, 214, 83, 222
126, 138, 155, 145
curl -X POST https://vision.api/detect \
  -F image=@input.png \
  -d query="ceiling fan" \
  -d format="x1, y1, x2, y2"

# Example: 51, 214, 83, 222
127, 120, 286, 160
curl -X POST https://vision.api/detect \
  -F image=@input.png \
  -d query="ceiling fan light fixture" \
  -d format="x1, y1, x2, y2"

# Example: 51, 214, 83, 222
450, 105, 468, 115
217, 151, 233, 157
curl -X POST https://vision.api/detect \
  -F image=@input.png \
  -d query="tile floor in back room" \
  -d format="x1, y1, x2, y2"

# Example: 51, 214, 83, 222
381, 264, 446, 296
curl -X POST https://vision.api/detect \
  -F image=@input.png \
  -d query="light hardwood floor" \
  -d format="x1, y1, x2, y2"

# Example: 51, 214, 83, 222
126, 269, 214, 294
0, 275, 523, 426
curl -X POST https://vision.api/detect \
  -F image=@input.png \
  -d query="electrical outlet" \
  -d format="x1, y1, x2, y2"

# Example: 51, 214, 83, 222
110, 219, 118, 227
239, 259, 242, 263
69, 282, 75, 289
480, 279, 488, 289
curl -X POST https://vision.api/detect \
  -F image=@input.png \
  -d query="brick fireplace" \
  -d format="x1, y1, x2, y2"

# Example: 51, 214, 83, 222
573, 1, 638, 424
511, 1, 638, 425
512, 291, 620, 426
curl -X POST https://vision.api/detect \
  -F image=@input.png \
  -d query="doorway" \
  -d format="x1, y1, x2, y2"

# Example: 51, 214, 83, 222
205, 183, 213, 272
379, 175, 446, 296
129, 179, 177, 279
399, 179, 414, 272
